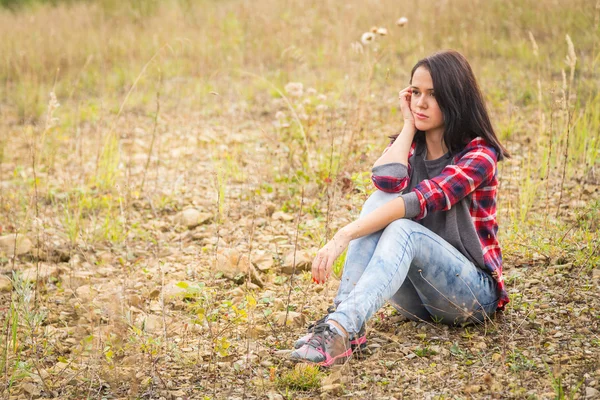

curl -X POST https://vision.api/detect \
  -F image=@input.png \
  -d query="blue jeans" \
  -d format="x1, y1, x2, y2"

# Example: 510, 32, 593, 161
329, 190, 500, 335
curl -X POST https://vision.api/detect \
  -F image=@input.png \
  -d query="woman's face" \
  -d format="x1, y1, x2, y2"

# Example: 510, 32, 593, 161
410, 66, 444, 135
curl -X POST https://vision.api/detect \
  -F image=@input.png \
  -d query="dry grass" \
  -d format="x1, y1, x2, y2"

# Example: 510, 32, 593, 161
0, 0, 599, 399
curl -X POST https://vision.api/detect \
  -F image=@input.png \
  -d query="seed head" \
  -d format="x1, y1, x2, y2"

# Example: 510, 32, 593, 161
396, 17, 408, 26
284, 82, 304, 97
565, 34, 576, 69
376, 27, 388, 36
361, 32, 376, 45
45, 92, 61, 130
528, 31, 539, 58
306, 87, 317, 96
370, 26, 378, 33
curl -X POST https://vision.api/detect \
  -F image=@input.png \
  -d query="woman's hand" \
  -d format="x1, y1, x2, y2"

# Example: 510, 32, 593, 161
312, 231, 351, 284
398, 86, 414, 127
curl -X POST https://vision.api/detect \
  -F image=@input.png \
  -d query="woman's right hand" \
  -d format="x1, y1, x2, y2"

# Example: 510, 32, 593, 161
398, 86, 415, 128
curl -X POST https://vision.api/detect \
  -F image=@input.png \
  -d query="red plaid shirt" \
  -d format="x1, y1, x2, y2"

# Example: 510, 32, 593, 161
371, 137, 509, 310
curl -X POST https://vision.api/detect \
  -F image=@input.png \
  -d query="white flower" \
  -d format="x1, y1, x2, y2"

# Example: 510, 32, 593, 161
396, 17, 408, 27
316, 104, 328, 112
376, 27, 388, 36
307, 87, 317, 96
275, 111, 286, 120
284, 82, 304, 97
317, 94, 327, 101
361, 32, 376, 45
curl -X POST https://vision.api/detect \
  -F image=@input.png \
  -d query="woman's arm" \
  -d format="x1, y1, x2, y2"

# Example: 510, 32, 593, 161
373, 87, 417, 167
372, 125, 416, 167
311, 196, 407, 283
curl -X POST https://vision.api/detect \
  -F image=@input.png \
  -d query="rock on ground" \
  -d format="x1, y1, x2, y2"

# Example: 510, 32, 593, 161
0, 275, 12, 292
280, 250, 313, 274
215, 247, 264, 287
173, 208, 211, 229
273, 311, 306, 328
0, 234, 32, 257
21, 264, 60, 283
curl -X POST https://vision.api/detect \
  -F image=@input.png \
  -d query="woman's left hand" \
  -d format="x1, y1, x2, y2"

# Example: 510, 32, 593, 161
312, 231, 350, 284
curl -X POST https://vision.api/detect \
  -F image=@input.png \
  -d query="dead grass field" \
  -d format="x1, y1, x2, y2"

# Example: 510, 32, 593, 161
0, 0, 599, 399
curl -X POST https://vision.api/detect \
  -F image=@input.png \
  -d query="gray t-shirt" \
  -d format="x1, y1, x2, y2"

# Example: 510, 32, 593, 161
371, 141, 485, 269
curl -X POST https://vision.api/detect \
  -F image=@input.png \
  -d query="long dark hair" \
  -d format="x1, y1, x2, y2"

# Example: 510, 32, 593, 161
394, 50, 510, 160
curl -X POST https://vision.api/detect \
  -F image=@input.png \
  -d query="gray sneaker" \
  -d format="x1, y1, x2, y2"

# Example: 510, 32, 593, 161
290, 323, 353, 367
294, 306, 367, 352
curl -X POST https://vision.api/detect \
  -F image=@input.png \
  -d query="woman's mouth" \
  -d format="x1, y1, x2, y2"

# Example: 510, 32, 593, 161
415, 112, 428, 120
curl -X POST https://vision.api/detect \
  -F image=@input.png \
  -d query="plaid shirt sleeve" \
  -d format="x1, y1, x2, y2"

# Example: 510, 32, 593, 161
371, 141, 416, 193
411, 139, 498, 220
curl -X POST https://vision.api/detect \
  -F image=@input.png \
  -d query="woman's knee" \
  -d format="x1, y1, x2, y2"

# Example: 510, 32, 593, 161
384, 218, 421, 237
360, 190, 401, 217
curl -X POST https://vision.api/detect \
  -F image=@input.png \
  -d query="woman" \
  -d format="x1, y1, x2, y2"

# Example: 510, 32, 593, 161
290, 50, 510, 367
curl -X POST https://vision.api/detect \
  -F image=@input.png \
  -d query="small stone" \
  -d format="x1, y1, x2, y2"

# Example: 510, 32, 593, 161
122, 355, 139, 365
50, 362, 70, 374
174, 208, 212, 229
464, 385, 482, 394
272, 211, 294, 222
586, 387, 600, 399
321, 383, 342, 394
322, 370, 343, 386
0, 275, 12, 292
140, 314, 163, 333
0, 234, 32, 257
21, 264, 60, 283
75, 285, 96, 302
248, 325, 268, 339
273, 311, 306, 328
215, 248, 263, 287
21, 382, 41, 397
280, 250, 313, 274
267, 391, 284, 400
253, 253, 274, 271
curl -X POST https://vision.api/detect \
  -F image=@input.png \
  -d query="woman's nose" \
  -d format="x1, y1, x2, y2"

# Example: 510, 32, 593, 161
416, 96, 427, 108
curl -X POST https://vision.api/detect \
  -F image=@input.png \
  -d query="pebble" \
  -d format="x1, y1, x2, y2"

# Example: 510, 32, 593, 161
586, 387, 600, 399
0, 275, 12, 292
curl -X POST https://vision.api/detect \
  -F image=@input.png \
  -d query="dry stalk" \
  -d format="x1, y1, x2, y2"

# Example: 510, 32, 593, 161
544, 89, 555, 222
140, 76, 162, 193
556, 98, 572, 218
284, 187, 305, 327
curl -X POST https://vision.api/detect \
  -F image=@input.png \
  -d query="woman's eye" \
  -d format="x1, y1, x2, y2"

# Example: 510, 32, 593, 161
430, 92, 435, 97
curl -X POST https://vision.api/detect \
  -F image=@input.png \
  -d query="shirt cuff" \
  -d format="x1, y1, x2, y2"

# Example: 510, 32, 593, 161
400, 192, 420, 219
371, 163, 408, 179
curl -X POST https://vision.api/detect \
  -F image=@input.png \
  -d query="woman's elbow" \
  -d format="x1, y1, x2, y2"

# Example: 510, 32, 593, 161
371, 176, 405, 193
